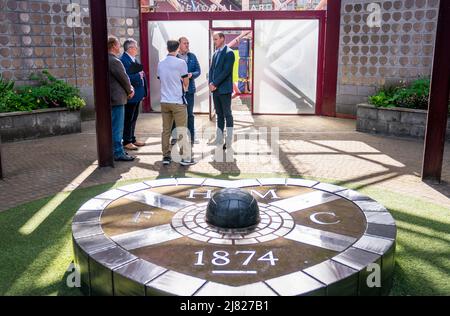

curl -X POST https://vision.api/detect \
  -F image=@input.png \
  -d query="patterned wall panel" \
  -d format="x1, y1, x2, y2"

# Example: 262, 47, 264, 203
337, 0, 440, 115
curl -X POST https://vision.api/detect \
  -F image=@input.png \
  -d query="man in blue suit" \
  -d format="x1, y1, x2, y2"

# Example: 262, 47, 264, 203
121, 39, 148, 151
209, 32, 235, 150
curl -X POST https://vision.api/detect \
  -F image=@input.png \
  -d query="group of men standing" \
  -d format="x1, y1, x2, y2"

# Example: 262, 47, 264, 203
157, 37, 200, 166
107, 32, 235, 165
108, 36, 147, 161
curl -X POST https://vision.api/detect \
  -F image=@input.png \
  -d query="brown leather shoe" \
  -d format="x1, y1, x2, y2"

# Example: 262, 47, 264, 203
124, 143, 139, 151
133, 141, 146, 147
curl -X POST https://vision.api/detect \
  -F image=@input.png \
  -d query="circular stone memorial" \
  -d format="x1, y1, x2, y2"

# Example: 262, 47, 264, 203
72, 178, 397, 296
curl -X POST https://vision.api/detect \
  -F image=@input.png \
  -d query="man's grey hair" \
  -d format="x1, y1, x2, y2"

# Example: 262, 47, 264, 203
124, 39, 138, 52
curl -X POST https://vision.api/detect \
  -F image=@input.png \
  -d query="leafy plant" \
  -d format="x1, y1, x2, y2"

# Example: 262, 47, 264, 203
368, 91, 396, 108
0, 90, 19, 113
394, 78, 430, 110
0, 75, 14, 94
29, 70, 82, 107
0, 70, 86, 113
369, 78, 431, 110
64, 96, 86, 110
0, 76, 19, 113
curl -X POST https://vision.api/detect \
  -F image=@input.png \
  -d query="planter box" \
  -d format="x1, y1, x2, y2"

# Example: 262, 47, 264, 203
0, 108, 81, 143
356, 103, 450, 141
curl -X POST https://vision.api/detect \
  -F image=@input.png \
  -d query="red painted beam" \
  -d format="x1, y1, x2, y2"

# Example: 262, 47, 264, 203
422, 1, 450, 182
139, 6, 152, 113
321, 0, 341, 117
141, 10, 325, 21
89, 0, 114, 168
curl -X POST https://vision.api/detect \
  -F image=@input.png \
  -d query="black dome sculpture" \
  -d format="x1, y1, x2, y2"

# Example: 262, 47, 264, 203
206, 188, 260, 229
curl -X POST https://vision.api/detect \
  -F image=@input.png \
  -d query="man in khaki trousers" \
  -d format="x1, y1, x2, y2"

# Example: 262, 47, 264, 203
157, 40, 195, 166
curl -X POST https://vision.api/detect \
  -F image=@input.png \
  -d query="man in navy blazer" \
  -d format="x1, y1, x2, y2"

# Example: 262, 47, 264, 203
121, 39, 148, 151
209, 32, 235, 150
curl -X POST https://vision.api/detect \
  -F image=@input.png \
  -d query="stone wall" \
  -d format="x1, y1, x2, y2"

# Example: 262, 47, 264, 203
0, 108, 81, 142
356, 103, 450, 140
337, 0, 440, 116
0, 0, 141, 120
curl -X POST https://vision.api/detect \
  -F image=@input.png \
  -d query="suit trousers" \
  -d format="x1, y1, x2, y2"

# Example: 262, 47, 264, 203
123, 101, 141, 145
213, 92, 233, 143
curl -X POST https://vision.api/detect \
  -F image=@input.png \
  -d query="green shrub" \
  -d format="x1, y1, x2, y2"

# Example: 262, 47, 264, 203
369, 78, 432, 110
0, 90, 21, 113
368, 84, 398, 108
0, 76, 20, 113
369, 78, 450, 114
368, 91, 396, 107
29, 70, 82, 108
64, 96, 86, 110
0, 75, 14, 94
0, 70, 86, 113
393, 78, 430, 110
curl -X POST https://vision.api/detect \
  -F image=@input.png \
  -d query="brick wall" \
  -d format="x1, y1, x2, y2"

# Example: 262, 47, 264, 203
336, 0, 440, 115
0, 0, 141, 120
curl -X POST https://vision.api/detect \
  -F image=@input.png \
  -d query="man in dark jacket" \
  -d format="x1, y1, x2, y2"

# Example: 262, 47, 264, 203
171, 37, 201, 145
108, 36, 135, 161
209, 32, 235, 150
120, 39, 148, 151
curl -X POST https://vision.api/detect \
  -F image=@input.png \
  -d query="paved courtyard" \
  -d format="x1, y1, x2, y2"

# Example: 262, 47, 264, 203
0, 113, 449, 211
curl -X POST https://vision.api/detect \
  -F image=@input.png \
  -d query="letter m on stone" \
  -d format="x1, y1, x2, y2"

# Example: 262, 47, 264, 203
250, 189, 279, 200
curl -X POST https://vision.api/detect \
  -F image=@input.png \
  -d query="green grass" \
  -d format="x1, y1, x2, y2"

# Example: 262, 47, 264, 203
345, 184, 450, 295
0, 174, 449, 296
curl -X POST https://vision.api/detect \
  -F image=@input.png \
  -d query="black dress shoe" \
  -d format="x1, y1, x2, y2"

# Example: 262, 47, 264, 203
114, 154, 135, 161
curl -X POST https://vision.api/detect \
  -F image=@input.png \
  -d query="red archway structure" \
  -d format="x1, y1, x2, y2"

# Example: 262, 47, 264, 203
138, 2, 342, 116
139, 9, 327, 115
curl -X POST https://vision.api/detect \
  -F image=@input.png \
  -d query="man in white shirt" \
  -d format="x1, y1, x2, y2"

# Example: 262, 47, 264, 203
157, 40, 195, 166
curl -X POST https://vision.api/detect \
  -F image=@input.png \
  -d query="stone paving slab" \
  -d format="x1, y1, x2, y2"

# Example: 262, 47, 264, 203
0, 113, 449, 212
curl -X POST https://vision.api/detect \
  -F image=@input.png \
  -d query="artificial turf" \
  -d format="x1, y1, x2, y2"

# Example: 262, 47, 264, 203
0, 175, 448, 296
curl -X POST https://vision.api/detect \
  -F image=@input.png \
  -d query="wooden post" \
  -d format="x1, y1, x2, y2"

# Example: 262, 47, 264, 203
422, 1, 450, 182
89, 0, 114, 168
321, 0, 341, 117
140, 7, 152, 112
